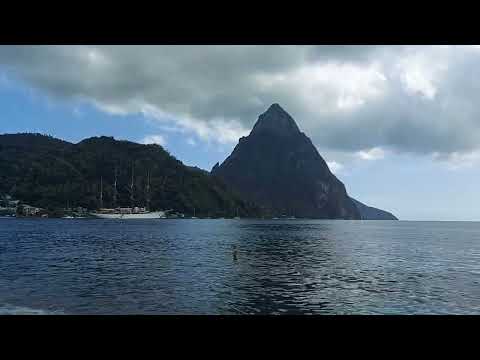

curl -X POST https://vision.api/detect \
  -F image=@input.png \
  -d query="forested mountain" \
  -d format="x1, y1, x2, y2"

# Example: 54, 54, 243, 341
0, 133, 261, 217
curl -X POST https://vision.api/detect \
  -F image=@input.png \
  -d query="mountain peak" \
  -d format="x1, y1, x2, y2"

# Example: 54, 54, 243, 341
250, 103, 301, 136
213, 104, 360, 219
267, 103, 285, 112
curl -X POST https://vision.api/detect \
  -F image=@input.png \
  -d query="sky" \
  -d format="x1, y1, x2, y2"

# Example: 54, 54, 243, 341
1, 45, 480, 221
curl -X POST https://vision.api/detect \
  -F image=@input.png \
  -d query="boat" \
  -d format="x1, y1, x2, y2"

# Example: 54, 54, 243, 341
89, 164, 168, 220
189, 207, 198, 219
91, 208, 167, 219
233, 207, 241, 219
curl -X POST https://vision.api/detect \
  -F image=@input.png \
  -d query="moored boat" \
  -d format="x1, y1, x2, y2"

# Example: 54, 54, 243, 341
89, 164, 169, 220
91, 207, 167, 219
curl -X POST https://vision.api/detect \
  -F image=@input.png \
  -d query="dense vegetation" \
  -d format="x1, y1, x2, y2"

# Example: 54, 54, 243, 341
0, 133, 261, 217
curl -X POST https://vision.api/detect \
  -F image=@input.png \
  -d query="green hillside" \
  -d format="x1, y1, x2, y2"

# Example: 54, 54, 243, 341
0, 133, 260, 217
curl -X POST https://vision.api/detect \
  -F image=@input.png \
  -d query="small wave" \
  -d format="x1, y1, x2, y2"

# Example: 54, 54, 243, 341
0, 304, 64, 315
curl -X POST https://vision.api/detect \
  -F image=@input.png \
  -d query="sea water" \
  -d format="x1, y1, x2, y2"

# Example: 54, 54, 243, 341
1, 218, 479, 314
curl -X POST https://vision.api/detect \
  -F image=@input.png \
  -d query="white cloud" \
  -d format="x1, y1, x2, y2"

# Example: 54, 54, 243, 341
93, 100, 132, 116
85, 48, 110, 67
141, 134, 167, 146
255, 61, 387, 114
139, 102, 248, 144
396, 49, 449, 100
327, 161, 344, 174
187, 138, 196, 146
2, 45, 480, 155
356, 147, 386, 161
433, 150, 480, 170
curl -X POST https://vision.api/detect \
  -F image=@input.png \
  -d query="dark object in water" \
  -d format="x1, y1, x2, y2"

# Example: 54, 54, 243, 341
232, 245, 238, 261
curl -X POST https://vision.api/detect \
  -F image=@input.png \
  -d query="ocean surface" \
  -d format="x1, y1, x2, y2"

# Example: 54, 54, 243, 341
1, 218, 480, 315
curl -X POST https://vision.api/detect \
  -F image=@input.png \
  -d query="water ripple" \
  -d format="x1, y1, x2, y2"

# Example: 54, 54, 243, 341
1, 219, 480, 314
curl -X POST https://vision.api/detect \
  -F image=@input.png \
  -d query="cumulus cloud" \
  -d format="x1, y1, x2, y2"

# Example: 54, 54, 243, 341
355, 147, 386, 161
141, 134, 167, 146
1, 45, 480, 158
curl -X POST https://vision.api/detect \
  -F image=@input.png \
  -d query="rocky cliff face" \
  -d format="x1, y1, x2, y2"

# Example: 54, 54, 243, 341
350, 198, 398, 220
212, 104, 361, 219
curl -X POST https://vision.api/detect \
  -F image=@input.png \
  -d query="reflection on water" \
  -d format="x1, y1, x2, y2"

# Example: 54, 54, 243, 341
1, 219, 480, 314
